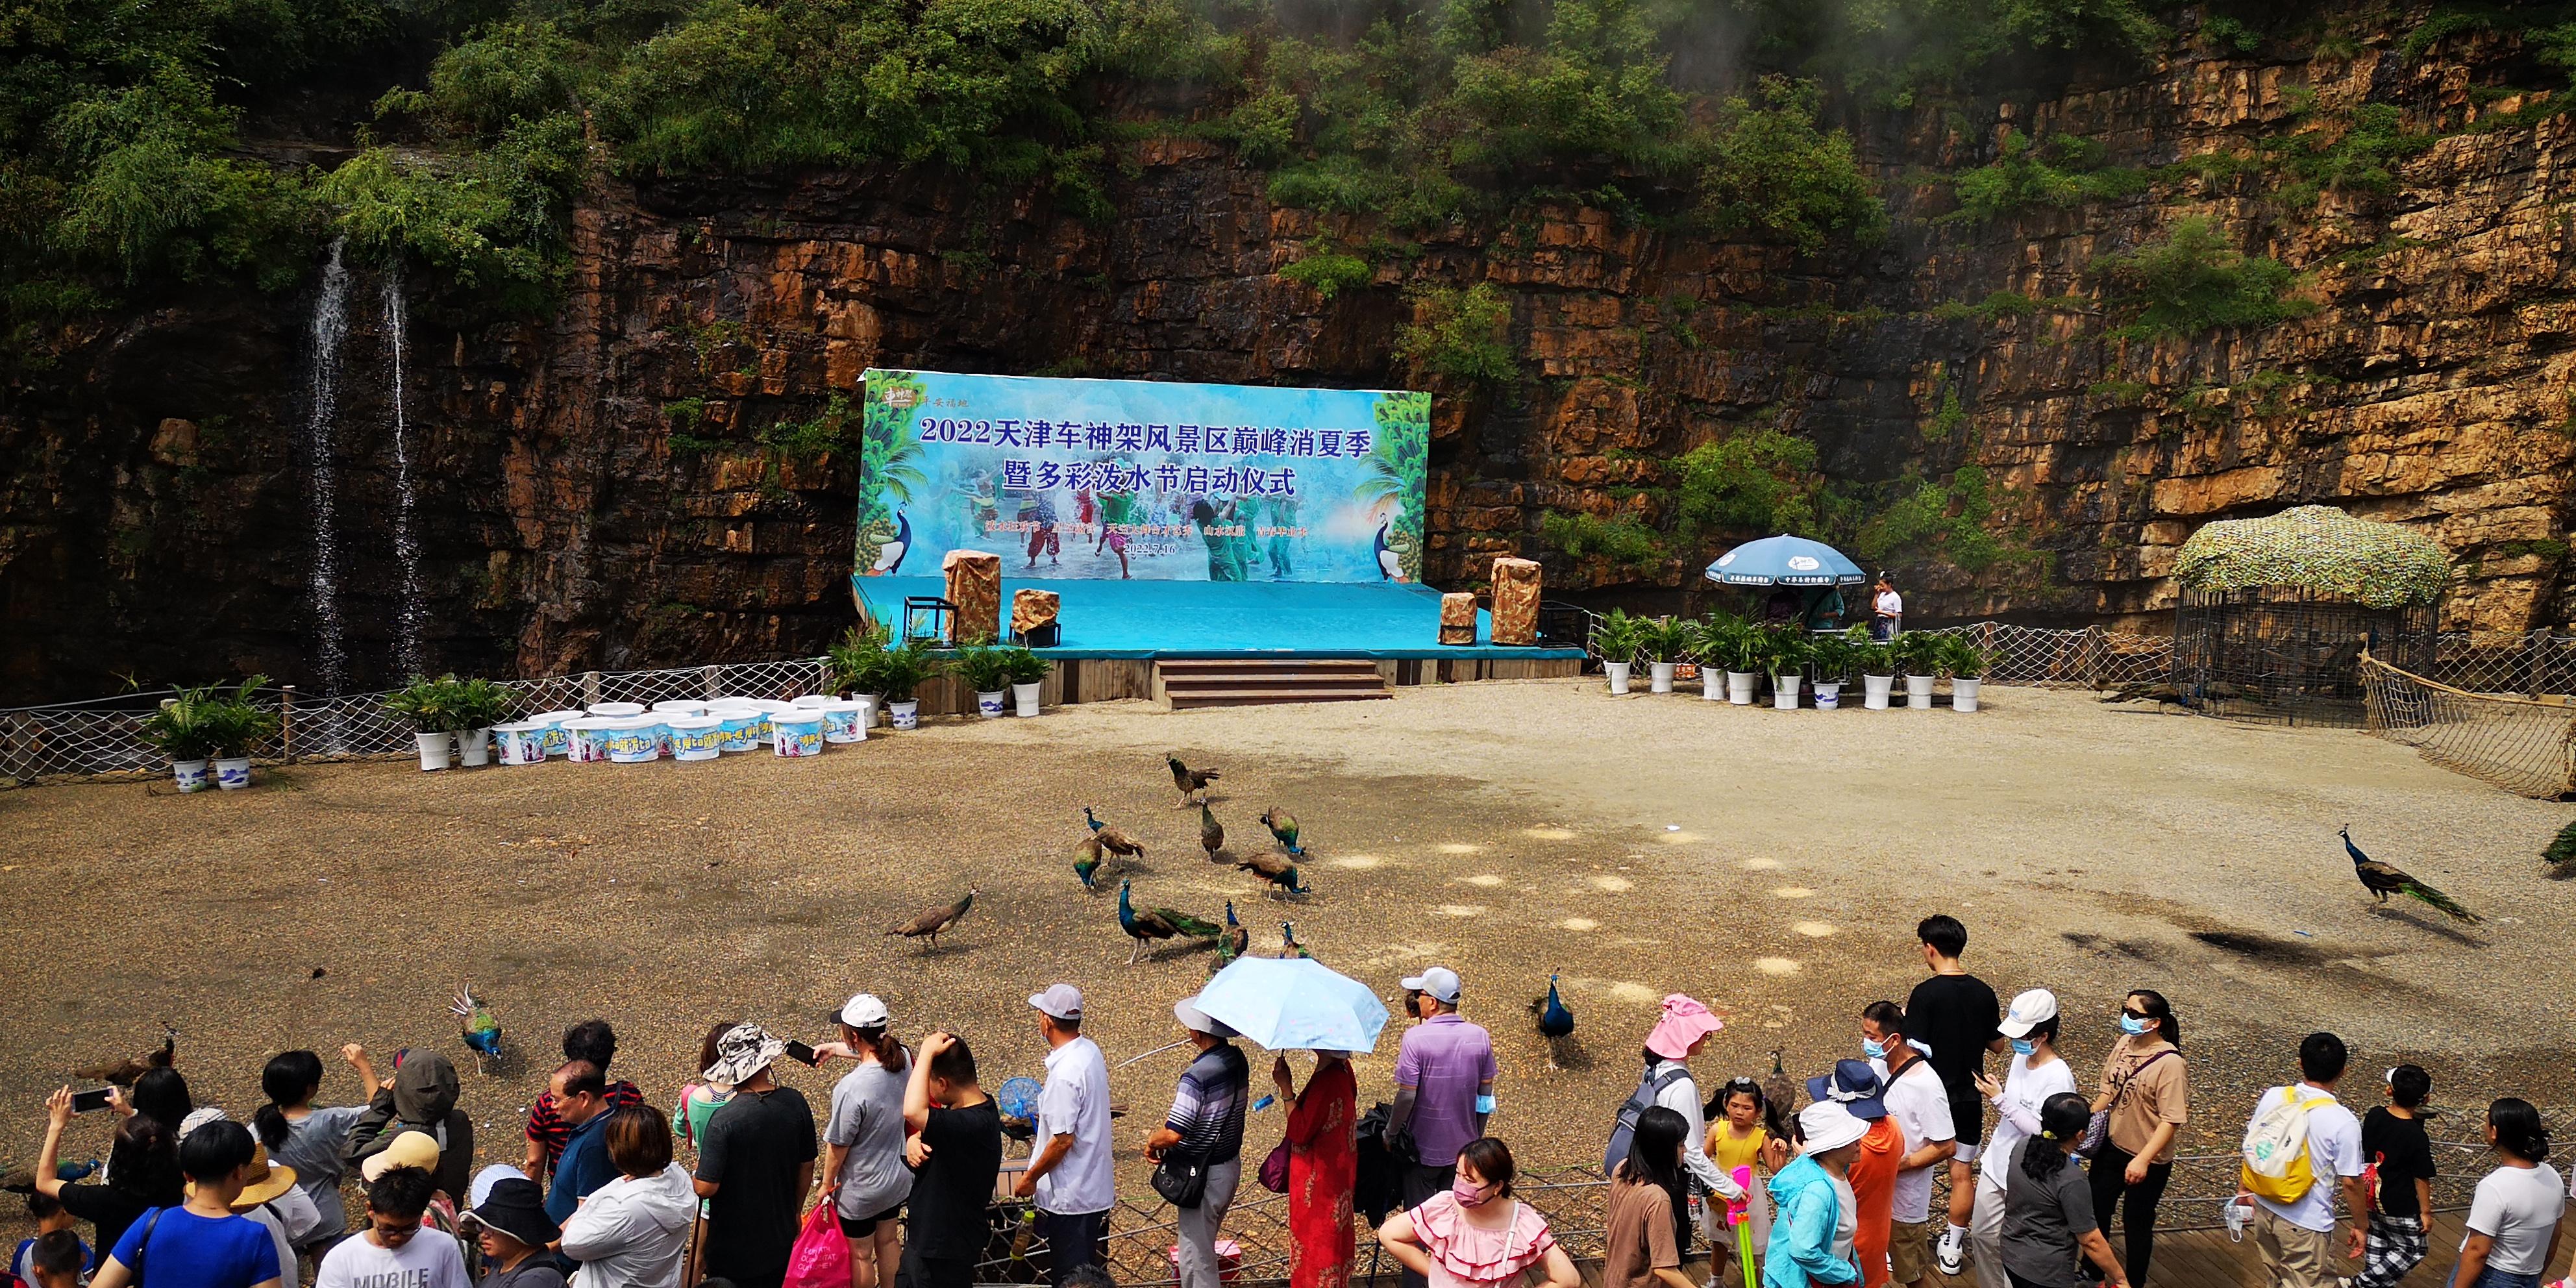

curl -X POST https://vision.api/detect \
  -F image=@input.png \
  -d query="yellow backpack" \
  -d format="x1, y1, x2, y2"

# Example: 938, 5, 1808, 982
2240, 1086, 2327, 1204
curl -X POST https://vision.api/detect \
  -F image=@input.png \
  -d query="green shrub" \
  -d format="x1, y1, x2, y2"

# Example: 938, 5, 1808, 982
2093, 217, 2313, 338
319, 114, 587, 306
2267, 104, 2433, 198
1948, 130, 2146, 221
1280, 251, 1373, 299
1698, 77, 1885, 254
1541, 510, 1661, 564
1672, 427, 1822, 540
1395, 282, 1517, 386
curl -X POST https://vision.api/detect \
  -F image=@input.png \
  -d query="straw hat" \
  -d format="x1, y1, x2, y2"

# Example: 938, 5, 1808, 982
229, 1145, 300, 1208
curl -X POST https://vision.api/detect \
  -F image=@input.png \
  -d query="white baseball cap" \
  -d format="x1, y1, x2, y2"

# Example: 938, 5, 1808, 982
1174, 998, 1238, 1038
1029, 983, 1085, 1021
838, 993, 891, 1028
1797, 1101, 1869, 1154
1401, 966, 1462, 1004
1996, 988, 2059, 1039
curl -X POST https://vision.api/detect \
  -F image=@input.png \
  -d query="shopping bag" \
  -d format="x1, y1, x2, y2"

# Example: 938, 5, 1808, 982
782, 1201, 851, 1288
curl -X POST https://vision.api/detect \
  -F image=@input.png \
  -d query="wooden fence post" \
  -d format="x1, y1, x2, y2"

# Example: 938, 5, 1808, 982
2529, 628, 2550, 699
582, 670, 604, 706
281, 686, 299, 763
702, 665, 723, 701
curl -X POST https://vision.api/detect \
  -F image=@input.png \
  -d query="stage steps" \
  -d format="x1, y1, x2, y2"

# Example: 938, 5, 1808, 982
1154, 660, 1393, 710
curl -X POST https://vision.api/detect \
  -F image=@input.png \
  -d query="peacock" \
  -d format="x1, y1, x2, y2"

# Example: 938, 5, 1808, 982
1279, 922, 1311, 960
2547, 819, 2576, 867
1117, 880, 1220, 965
452, 986, 502, 1075
1169, 755, 1220, 806
1761, 1048, 1797, 1133
1374, 521, 1400, 580
1530, 973, 1575, 1070
1236, 849, 1310, 897
1200, 803, 1226, 860
887, 887, 978, 948
1213, 901, 1250, 970
1085, 808, 1147, 863
869, 509, 911, 575
1074, 836, 1106, 891
1259, 807, 1305, 856
1, 1159, 97, 1194
74, 1025, 176, 1087
2342, 826, 2481, 924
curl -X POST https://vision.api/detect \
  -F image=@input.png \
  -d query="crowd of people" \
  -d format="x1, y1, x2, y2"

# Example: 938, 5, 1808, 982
11, 915, 2568, 1288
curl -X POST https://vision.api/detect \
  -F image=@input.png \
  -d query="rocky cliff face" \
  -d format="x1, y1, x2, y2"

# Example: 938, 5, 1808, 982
6, 15, 2573, 701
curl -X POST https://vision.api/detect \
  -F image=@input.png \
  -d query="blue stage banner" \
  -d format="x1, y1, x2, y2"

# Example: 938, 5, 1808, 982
856, 369, 1428, 584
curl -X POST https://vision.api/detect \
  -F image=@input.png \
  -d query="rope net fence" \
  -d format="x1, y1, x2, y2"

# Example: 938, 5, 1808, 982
2360, 652, 2576, 799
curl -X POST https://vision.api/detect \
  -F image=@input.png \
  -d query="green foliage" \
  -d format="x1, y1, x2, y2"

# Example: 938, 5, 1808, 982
1671, 426, 1822, 541
761, 393, 853, 458
1279, 249, 1373, 299
1807, 625, 1866, 681
140, 676, 280, 761
1542, 510, 1661, 565
950, 643, 1019, 692
1856, 465, 2015, 574
1395, 282, 1517, 386
2201, 16, 2261, 53
1929, 291, 2042, 322
1635, 614, 1694, 663
1935, 633, 1987, 678
319, 114, 587, 305
1698, 77, 1885, 255
2401, 7, 2502, 62
1589, 608, 1648, 663
826, 623, 893, 693
2266, 104, 2433, 199
993, 645, 1052, 684
1926, 385, 1967, 442
1947, 129, 2146, 221
380, 673, 513, 734
2092, 217, 2313, 339
1687, 613, 1756, 669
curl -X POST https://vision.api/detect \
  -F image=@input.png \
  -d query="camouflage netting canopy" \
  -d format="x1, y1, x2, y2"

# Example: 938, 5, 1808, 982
2174, 505, 2449, 608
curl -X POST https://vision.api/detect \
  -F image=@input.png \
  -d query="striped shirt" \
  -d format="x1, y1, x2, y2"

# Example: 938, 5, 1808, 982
526, 1080, 644, 1174
1165, 1043, 1250, 1165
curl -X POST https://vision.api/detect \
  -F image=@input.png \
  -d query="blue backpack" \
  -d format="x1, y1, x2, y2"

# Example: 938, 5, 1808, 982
1605, 1063, 1692, 1176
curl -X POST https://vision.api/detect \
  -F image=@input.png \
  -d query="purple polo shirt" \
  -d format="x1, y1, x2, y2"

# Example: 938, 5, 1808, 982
1393, 1012, 1496, 1166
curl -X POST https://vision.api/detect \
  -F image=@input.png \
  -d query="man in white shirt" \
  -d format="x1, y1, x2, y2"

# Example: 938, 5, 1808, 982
316, 1165, 471, 1288
2242, 1033, 2367, 1288
1872, 576, 1903, 641
1866, 1001, 1955, 1288
1015, 984, 1114, 1285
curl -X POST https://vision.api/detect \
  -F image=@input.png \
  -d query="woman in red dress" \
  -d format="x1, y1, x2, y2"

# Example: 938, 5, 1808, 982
1274, 1052, 1357, 1288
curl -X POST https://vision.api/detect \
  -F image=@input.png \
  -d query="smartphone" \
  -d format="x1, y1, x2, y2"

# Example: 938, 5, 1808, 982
71, 1087, 113, 1113
784, 1040, 819, 1067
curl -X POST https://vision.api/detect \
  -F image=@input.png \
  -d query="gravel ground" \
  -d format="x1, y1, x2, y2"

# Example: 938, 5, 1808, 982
1, 678, 2568, 1230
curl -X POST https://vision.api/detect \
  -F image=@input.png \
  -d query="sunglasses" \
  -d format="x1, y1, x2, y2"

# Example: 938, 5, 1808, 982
2121, 1009, 2153, 1021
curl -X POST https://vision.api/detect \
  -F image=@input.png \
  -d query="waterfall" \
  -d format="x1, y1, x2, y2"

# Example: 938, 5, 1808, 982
305, 238, 351, 700
384, 267, 428, 678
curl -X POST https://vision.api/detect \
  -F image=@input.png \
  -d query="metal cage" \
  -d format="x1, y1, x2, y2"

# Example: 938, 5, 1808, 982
2172, 588, 2437, 727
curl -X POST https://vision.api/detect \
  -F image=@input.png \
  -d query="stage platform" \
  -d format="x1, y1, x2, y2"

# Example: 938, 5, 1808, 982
853, 576, 1585, 660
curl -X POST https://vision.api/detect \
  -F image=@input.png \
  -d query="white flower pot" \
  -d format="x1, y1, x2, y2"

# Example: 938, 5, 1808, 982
1701, 668, 1726, 700
457, 728, 491, 766
1905, 675, 1936, 710
213, 756, 253, 789
1726, 671, 1757, 705
1604, 662, 1631, 695
1649, 662, 1676, 694
1864, 675, 1894, 710
415, 732, 452, 771
1815, 682, 1843, 710
1772, 673, 1800, 710
1953, 677, 1981, 712
976, 689, 1007, 718
1012, 682, 1042, 717
889, 699, 920, 730
172, 759, 210, 792
856, 694, 883, 727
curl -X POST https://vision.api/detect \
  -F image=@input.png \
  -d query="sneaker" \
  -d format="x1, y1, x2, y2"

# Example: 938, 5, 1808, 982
1935, 1230, 1965, 1277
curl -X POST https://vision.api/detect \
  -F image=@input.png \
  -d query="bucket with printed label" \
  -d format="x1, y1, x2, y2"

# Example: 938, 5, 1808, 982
532, 710, 586, 756
604, 716, 664, 763
791, 694, 836, 708
651, 700, 710, 717
666, 714, 725, 762
493, 722, 551, 765
562, 718, 617, 763
772, 712, 826, 758
817, 700, 868, 743
587, 701, 647, 719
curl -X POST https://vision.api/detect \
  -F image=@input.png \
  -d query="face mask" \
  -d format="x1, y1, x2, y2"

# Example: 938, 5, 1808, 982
2120, 1016, 2150, 1036
2010, 1039, 2037, 1057
1452, 1178, 1494, 1208
1861, 1037, 1887, 1060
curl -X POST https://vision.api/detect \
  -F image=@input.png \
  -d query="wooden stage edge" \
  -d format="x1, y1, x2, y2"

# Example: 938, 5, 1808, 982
903, 657, 1583, 717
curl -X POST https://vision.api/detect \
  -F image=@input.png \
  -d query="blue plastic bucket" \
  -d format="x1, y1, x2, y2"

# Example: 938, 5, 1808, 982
772, 713, 826, 758
818, 700, 867, 743
563, 717, 618, 763
604, 717, 664, 763
666, 714, 725, 761
493, 722, 549, 765
532, 710, 585, 755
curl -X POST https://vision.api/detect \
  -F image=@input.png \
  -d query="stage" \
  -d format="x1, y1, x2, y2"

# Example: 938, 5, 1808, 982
852, 576, 1586, 660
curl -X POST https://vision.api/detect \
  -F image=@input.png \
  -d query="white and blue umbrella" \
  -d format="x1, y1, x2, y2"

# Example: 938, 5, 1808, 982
1193, 957, 1391, 1053
1705, 534, 1868, 588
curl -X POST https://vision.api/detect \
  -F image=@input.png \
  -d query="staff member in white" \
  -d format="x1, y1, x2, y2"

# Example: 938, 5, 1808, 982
1016, 984, 1115, 1285
1964, 990, 2075, 1288
2455, 1098, 2562, 1288
1872, 576, 1903, 641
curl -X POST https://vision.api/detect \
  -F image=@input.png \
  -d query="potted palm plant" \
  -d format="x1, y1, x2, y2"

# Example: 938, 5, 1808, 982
1000, 646, 1050, 716
201, 677, 281, 788
1759, 628, 1809, 710
1640, 616, 1692, 694
1941, 636, 1989, 712
875, 639, 945, 729
449, 677, 510, 766
954, 645, 1016, 718
1591, 610, 1647, 696
827, 623, 891, 726
138, 685, 221, 791
385, 675, 458, 770
1892, 633, 1944, 710
1856, 637, 1897, 710
1687, 614, 1745, 701
1807, 629, 1862, 711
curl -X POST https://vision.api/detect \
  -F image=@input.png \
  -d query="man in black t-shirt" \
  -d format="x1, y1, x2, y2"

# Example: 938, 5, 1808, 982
1905, 913, 2002, 1277
694, 1024, 819, 1288
2353, 1064, 2436, 1288
902, 1032, 1004, 1288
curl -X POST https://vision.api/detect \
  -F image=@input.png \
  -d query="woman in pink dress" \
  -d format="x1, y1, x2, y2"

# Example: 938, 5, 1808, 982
1276, 1053, 1357, 1288
1378, 1138, 1579, 1288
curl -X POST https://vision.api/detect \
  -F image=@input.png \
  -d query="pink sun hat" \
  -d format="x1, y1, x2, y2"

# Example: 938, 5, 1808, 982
1644, 993, 1725, 1059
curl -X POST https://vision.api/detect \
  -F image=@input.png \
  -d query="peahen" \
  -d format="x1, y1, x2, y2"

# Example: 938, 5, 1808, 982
1279, 921, 1311, 960
2342, 826, 2481, 924
74, 1025, 175, 1087
1199, 803, 1226, 859
1259, 807, 1305, 856
887, 887, 978, 948
1236, 849, 1310, 897
1530, 973, 1575, 1069
1761, 1048, 1797, 1132
1169, 755, 1220, 806
452, 986, 502, 1075
1085, 809, 1147, 863
1117, 880, 1219, 965
1213, 900, 1250, 970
